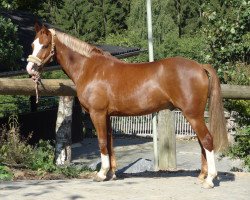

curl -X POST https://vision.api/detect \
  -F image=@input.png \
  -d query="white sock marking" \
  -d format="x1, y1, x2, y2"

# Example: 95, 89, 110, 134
97, 153, 110, 179
205, 149, 217, 187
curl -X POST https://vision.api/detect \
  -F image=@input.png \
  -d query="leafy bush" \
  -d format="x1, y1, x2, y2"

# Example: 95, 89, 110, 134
0, 165, 13, 181
0, 16, 22, 71
0, 94, 59, 118
159, 33, 207, 62
0, 118, 54, 172
203, 0, 250, 83
0, 115, 91, 179
227, 126, 250, 171
29, 140, 56, 172
0, 115, 33, 167
0, 0, 42, 11
0, 95, 30, 118
99, 31, 148, 63
225, 100, 250, 126
58, 165, 90, 178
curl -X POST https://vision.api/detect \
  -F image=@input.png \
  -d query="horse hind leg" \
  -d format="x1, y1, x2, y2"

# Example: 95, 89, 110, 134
185, 115, 217, 188
197, 140, 208, 182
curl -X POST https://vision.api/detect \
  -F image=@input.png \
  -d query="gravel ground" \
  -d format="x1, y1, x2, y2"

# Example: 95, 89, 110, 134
0, 137, 249, 200
72, 137, 248, 173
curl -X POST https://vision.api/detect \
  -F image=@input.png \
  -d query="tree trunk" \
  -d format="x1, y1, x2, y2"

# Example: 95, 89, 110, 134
55, 96, 74, 165
158, 109, 176, 170
82, 110, 95, 138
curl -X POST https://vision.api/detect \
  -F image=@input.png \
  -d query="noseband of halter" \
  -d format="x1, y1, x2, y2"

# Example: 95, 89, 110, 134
27, 29, 56, 68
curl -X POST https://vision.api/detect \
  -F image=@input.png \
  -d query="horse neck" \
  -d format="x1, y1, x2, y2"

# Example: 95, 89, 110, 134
54, 39, 88, 83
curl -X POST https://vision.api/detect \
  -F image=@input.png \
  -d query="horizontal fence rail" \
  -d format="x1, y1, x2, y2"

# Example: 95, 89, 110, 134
0, 79, 76, 96
0, 78, 248, 137
0, 78, 250, 99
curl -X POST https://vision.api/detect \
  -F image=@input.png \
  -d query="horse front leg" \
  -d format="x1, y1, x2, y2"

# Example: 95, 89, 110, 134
106, 117, 117, 180
90, 111, 110, 181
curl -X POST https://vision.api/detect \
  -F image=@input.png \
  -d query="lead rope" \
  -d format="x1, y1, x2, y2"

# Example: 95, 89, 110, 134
35, 81, 39, 103
34, 70, 41, 103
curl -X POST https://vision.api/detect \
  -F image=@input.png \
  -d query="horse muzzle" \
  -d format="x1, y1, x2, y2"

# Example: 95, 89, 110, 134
26, 55, 41, 82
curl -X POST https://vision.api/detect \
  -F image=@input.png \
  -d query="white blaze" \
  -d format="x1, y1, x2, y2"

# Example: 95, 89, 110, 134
26, 38, 43, 74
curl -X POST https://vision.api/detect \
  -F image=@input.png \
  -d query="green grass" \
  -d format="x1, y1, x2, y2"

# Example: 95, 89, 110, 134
226, 126, 250, 171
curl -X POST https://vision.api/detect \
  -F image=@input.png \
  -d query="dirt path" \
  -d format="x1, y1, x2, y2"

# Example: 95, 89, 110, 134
0, 172, 249, 200
0, 138, 249, 200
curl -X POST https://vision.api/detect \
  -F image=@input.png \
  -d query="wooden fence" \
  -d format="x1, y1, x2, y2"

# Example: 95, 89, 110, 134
111, 111, 196, 137
0, 78, 250, 168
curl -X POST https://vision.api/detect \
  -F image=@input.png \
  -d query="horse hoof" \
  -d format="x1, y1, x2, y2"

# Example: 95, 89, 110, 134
197, 177, 205, 184
202, 181, 214, 189
93, 174, 106, 182
198, 175, 206, 183
106, 171, 117, 181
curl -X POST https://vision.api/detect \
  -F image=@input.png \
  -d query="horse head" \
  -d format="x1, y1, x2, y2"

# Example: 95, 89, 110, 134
26, 22, 55, 82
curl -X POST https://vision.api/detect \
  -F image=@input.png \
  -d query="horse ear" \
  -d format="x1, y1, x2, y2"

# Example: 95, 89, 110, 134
41, 24, 50, 34
34, 21, 41, 33
42, 24, 48, 30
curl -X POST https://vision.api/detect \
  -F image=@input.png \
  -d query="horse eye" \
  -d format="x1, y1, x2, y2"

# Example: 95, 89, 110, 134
42, 45, 49, 49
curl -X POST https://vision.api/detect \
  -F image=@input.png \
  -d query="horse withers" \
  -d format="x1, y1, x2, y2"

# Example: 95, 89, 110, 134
26, 23, 228, 188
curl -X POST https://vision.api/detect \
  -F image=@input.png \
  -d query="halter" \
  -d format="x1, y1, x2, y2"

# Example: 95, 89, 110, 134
27, 29, 56, 68
27, 29, 56, 103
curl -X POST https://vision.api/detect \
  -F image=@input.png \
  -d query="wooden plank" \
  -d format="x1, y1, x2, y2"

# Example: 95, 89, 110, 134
0, 78, 76, 96
221, 84, 250, 100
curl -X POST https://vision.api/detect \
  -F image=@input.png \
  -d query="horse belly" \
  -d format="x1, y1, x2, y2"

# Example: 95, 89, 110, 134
109, 88, 170, 116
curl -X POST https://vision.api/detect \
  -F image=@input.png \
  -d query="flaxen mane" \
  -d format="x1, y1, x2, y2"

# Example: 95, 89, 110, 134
54, 30, 111, 57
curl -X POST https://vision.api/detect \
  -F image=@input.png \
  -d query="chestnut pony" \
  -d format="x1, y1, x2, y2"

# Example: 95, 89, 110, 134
26, 24, 228, 188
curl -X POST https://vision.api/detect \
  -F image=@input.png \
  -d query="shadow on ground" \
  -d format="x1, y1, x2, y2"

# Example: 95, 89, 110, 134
116, 169, 235, 187
72, 136, 152, 160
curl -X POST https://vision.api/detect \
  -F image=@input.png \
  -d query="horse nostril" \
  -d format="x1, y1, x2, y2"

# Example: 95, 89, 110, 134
26, 63, 34, 74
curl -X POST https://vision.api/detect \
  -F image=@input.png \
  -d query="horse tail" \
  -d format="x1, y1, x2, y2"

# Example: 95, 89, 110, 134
202, 64, 228, 152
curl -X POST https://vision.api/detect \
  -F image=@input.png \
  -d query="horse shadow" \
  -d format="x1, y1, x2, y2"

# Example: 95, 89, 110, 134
116, 158, 236, 187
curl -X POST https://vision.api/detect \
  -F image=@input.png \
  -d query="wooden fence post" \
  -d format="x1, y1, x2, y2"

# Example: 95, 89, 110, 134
158, 109, 177, 170
55, 96, 74, 165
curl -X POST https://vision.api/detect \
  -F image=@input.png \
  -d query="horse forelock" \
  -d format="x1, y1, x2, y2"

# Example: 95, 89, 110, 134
53, 30, 109, 58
